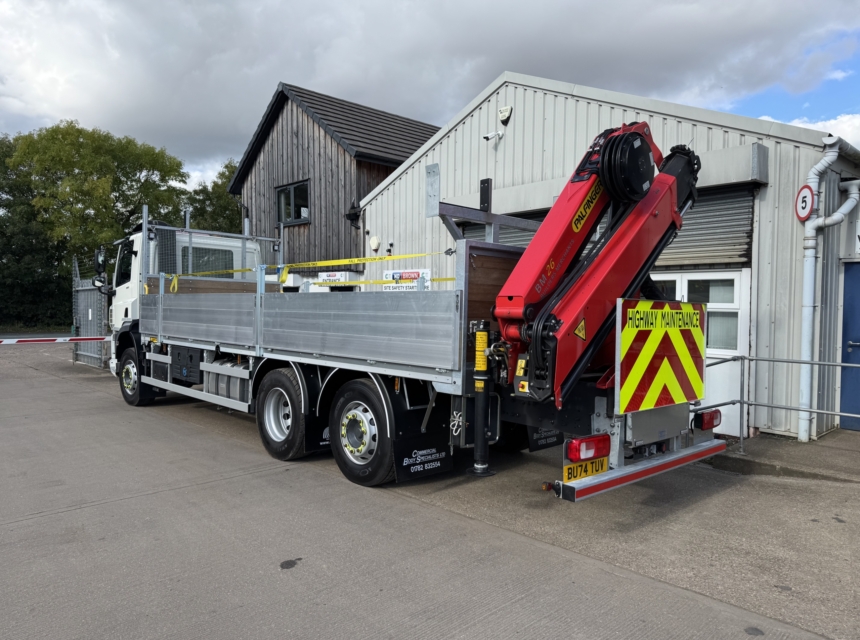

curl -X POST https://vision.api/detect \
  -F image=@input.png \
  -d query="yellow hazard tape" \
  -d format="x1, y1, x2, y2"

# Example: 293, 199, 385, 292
275, 251, 450, 271
309, 277, 456, 287
164, 250, 453, 292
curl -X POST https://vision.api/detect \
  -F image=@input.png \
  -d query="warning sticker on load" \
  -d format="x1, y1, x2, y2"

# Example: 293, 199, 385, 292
615, 299, 706, 415
382, 269, 431, 291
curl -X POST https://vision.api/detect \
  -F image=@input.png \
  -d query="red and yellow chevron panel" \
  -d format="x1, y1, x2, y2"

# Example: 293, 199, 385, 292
614, 299, 706, 415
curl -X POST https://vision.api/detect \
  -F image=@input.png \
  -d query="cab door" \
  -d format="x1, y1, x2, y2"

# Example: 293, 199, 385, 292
111, 238, 139, 330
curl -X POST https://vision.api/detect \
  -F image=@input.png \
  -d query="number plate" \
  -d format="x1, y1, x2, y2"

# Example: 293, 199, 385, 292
563, 456, 608, 482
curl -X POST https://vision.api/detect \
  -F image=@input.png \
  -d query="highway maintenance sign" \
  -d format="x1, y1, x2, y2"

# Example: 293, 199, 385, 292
614, 299, 706, 415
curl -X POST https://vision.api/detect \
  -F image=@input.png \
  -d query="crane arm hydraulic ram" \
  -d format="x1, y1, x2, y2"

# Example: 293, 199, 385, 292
495, 124, 700, 409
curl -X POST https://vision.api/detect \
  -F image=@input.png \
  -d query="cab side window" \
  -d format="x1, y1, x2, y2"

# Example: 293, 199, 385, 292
115, 245, 134, 287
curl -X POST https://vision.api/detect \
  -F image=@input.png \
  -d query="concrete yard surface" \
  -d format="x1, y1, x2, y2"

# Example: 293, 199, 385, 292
1, 346, 856, 639
712, 429, 860, 484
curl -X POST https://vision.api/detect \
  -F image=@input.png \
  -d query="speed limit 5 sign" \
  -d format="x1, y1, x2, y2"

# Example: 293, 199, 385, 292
795, 184, 815, 222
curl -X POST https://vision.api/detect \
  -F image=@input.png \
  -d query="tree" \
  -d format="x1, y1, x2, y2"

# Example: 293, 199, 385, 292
186, 159, 243, 233
0, 135, 71, 327
7, 120, 188, 261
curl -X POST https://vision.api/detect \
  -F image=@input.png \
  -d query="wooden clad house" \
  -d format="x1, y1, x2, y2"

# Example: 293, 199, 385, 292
227, 83, 439, 272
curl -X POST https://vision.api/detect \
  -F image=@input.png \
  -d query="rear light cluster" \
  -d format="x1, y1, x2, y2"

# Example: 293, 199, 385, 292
693, 409, 722, 431
565, 434, 611, 462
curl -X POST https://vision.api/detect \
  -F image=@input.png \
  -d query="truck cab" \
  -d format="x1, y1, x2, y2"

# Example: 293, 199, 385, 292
94, 226, 263, 376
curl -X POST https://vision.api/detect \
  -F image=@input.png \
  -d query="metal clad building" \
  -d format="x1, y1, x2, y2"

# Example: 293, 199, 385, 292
361, 71, 860, 437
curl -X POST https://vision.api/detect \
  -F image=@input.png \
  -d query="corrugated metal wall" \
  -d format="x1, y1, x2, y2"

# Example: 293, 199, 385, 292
748, 144, 824, 434
816, 170, 843, 435
362, 77, 836, 435
363, 81, 784, 283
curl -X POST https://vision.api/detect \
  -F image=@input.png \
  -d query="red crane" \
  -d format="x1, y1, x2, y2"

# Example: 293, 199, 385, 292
495, 123, 701, 409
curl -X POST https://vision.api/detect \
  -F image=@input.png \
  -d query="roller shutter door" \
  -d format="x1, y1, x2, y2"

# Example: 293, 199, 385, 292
657, 185, 754, 267
462, 185, 754, 267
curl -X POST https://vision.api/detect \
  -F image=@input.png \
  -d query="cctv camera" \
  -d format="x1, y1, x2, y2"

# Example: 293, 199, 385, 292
483, 131, 504, 141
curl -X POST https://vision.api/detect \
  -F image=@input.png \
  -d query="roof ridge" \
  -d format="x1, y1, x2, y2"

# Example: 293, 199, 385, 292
283, 83, 439, 129
228, 83, 440, 195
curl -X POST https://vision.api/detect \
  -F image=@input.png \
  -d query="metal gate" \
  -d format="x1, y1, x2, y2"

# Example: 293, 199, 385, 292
72, 257, 109, 368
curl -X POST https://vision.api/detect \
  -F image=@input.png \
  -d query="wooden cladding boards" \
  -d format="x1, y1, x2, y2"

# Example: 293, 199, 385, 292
238, 100, 395, 273
356, 161, 395, 202
242, 100, 359, 270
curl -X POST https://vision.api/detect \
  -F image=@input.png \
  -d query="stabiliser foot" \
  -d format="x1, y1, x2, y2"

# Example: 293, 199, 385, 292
467, 464, 496, 477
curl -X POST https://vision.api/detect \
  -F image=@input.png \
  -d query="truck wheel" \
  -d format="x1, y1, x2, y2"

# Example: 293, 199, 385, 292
256, 368, 306, 461
329, 379, 395, 487
119, 347, 152, 407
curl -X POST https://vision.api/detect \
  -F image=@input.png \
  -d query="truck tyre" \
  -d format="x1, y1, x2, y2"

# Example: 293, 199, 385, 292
119, 347, 152, 407
329, 379, 395, 487
256, 368, 306, 461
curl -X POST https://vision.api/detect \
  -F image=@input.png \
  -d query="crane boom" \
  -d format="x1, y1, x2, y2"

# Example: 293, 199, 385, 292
495, 123, 701, 409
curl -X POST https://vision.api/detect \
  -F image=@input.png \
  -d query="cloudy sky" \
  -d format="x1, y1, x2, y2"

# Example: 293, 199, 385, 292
2, 0, 860, 186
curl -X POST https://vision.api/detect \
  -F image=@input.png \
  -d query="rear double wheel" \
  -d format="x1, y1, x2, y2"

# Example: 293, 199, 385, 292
329, 379, 395, 486
256, 368, 306, 461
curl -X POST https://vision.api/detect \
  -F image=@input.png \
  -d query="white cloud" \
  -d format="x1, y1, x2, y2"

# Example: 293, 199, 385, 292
825, 69, 853, 81
0, 0, 859, 172
185, 160, 226, 190
785, 113, 860, 148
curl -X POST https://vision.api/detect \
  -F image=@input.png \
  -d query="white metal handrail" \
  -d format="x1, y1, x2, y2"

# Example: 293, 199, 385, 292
693, 354, 860, 451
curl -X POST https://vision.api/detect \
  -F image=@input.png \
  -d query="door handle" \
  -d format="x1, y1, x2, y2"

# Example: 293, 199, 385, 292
848, 341, 860, 347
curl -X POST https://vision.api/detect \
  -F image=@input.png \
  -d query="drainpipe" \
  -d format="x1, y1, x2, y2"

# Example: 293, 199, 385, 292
797, 135, 860, 442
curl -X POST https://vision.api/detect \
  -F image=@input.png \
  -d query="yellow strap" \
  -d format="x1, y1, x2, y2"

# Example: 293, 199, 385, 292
170, 274, 179, 293
279, 267, 289, 284
309, 277, 456, 287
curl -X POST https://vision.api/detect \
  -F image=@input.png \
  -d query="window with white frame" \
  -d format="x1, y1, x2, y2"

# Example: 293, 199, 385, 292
649, 272, 743, 353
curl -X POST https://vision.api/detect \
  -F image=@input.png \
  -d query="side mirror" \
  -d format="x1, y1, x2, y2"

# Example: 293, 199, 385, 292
94, 246, 106, 275
91, 274, 115, 297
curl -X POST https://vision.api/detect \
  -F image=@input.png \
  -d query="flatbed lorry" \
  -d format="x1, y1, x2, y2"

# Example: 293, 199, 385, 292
92, 123, 725, 501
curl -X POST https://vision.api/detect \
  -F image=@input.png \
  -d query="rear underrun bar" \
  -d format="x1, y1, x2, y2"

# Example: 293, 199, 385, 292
558, 440, 727, 502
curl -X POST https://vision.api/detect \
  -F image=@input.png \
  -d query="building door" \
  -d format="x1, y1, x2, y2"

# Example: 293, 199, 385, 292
650, 269, 751, 437
840, 262, 860, 430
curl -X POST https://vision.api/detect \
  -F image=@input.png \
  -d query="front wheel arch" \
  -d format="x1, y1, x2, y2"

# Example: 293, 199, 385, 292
255, 368, 307, 461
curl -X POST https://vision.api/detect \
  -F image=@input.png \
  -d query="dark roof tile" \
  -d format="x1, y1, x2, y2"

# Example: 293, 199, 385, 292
228, 83, 439, 194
